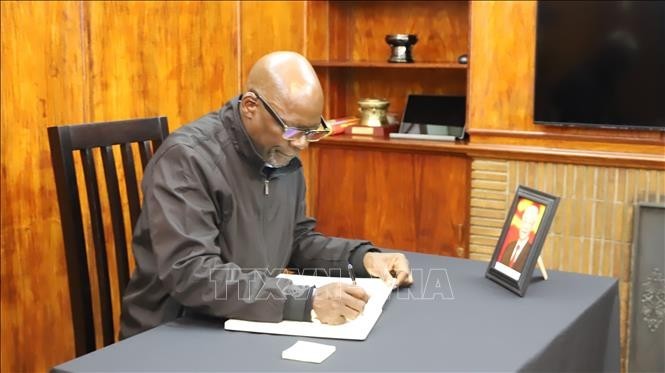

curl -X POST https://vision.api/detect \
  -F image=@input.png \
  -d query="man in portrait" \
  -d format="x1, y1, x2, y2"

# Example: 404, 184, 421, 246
498, 204, 542, 273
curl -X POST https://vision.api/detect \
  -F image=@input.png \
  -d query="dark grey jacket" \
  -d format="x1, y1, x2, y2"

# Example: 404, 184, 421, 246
120, 96, 375, 338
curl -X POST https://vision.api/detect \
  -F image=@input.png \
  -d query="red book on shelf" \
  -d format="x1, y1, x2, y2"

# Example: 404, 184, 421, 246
326, 116, 359, 135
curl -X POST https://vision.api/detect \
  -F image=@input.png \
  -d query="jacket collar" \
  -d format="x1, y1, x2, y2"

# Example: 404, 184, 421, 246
221, 95, 301, 177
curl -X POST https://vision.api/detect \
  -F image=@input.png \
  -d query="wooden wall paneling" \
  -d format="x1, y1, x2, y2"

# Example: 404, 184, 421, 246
413, 154, 470, 256
240, 1, 306, 87
313, 67, 351, 119
2, 1, 252, 370
328, 1, 350, 61
83, 0, 241, 347
85, 1, 240, 128
329, 69, 350, 119
1, 0, 315, 370
305, 0, 329, 61
0, 2, 85, 372
467, 1, 535, 132
467, 1, 664, 152
329, 0, 469, 62
304, 0, 334, 119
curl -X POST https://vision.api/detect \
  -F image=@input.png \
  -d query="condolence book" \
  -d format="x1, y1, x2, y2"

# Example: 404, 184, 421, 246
224, 274, 393, 340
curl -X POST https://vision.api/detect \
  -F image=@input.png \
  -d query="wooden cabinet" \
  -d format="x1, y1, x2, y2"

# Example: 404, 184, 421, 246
302, 1, 472, 257
305, 142, 470, 256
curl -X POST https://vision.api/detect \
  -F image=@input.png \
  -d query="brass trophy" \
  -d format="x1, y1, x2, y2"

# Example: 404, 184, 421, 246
385, 34, 418, 63
347, 98, 398, 137
358, 98, 390, 127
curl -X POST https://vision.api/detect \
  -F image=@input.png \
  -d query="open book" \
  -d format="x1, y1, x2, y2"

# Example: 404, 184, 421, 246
224, 274, 393, 340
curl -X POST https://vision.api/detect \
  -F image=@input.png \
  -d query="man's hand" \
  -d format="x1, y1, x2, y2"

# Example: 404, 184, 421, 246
363, 252, 414, 288
312, 283, 369, 325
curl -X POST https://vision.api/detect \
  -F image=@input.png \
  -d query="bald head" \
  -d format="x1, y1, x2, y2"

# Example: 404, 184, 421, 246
239, 52, 325, 168
246, 51, 324, 124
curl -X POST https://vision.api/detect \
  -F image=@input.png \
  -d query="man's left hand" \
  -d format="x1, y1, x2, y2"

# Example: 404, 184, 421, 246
363, 252, 413, 288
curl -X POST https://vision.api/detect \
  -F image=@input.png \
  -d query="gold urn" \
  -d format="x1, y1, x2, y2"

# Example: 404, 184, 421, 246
358, 98, 390, 127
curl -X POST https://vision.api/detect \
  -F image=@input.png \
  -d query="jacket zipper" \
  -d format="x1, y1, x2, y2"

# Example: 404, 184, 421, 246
260, 177, 268, 264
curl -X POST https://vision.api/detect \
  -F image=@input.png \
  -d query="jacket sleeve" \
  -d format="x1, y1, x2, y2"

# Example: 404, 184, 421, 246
144, 144, 311, 322
288, 170, 380, 278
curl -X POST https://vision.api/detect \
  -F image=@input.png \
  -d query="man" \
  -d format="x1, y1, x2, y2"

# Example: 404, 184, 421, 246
120, 51, 413, 338
499, 204, 540, 273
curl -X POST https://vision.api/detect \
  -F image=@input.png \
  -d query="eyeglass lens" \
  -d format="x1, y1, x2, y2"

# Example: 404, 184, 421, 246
282, 127, 329, 142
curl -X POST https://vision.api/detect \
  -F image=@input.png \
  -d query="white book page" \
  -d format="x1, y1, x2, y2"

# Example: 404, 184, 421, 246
224, 275, 393, 340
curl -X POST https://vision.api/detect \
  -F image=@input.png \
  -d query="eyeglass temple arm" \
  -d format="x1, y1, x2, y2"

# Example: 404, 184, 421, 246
320, 116, 331, 132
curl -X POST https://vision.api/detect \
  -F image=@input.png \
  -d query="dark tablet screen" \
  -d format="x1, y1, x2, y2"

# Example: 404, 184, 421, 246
399, 95, 466, 137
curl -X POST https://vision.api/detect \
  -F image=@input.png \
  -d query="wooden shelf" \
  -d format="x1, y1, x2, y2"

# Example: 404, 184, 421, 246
311, 60, 467, 69
313, 134, 665, 170
306, 0, 469, 124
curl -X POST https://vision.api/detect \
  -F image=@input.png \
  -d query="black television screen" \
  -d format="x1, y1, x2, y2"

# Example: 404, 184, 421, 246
534, 1, 665, 131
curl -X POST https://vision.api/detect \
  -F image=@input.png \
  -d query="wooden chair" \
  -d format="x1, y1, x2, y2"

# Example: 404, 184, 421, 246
48, 117, 169, 356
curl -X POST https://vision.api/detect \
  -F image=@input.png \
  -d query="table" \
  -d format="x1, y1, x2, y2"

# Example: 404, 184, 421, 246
53, 253, 619, 372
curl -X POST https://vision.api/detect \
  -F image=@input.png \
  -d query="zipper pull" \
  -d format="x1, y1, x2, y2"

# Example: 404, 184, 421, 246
264, 179, 269, 195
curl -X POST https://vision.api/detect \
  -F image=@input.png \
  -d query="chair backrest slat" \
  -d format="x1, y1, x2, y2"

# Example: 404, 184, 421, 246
119, 143, 141, 237
80, 148, 115, 347
48, 116, 169, 356
47, 126, 96, 356
100, 145, 130, 294
151, 124, 166, 150
138, 140, 152, 170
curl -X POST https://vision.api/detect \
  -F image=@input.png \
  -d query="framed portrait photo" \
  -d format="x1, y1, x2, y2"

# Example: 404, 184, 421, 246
485, 185, 560, 297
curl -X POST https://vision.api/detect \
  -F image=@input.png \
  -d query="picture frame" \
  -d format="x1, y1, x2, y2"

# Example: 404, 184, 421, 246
485, 185, 560, 296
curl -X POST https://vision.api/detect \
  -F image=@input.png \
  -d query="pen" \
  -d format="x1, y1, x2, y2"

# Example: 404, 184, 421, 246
347, 263, 357, 285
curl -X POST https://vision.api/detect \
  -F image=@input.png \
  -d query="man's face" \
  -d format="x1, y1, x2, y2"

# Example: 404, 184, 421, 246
519, 207, 539, 241
245, 92, 321, 168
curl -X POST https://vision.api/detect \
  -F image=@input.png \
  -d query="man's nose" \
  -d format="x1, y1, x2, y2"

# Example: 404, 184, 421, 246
290, 135, 309, 150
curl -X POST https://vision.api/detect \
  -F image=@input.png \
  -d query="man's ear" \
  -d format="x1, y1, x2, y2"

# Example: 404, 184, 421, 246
240, 92, 258, 119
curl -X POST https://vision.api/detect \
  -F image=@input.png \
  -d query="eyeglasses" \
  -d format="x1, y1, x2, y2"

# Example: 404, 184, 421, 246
249, 89, 331, 142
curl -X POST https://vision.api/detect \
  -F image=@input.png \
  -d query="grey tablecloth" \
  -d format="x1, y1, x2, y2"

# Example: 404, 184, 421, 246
53, 253, 619, 372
